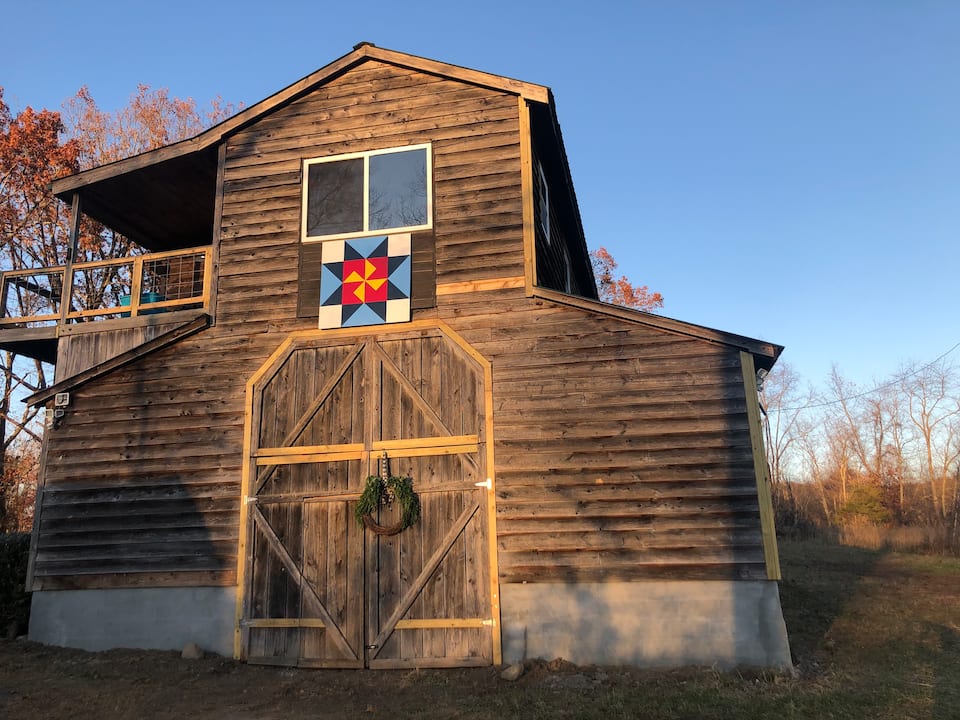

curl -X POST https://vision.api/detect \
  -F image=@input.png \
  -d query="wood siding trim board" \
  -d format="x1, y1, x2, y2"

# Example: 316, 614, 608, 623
518, 98, 536, 296
436, 277, 525, 296
740, 350, 782, 580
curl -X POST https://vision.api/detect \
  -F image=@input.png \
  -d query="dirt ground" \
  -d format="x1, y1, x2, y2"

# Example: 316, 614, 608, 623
0, 642, 666, 720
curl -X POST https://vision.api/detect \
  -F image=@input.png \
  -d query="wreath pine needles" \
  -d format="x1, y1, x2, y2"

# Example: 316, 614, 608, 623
355, 475, 421, 535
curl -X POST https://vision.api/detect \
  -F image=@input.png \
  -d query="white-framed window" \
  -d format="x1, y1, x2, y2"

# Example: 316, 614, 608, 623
536, 160, 550, 244
301, 143, 432, 242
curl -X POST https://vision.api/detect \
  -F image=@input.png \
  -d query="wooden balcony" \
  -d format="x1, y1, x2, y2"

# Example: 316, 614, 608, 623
0, 246, 213, 363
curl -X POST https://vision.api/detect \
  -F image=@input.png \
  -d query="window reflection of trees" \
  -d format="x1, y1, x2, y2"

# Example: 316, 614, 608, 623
306, 159, 363, 237
305, 147, 429, 239
369, 151, 427, 231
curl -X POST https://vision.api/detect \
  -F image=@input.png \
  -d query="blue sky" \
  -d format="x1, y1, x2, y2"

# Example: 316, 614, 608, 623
3, 1, 958, 392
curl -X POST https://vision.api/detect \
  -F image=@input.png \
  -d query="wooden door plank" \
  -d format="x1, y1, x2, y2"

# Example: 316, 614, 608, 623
300, 501, 326, 662
369, 501, 479, 657
324, 498, 352, 661
369, 341, 453, 439
371, 340, 482, 477
256, 449, 366, 465
394, 618, 488, 629
242, 618, 327, 628
399, 479, 424, 661
251, 505, 358, 661
446, 492, 468, 660
376, 520, 402, 660
256, 443, 366, 458
284, 342, 362, 447
371, 435, 478, 451
370, 442, 479, 458
255, 343, 364, 492
422, 485, 445, 662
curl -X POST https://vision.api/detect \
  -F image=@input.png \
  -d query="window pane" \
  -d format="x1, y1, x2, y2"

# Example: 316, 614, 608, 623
306, 158, 364, 237
368, 149, 427, 231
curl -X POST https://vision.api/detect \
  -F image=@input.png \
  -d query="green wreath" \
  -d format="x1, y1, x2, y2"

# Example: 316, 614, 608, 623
355, 475, 421, 535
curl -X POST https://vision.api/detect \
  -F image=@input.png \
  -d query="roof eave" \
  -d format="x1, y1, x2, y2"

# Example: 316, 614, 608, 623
532, 287, 784, 369
52, 43, 550, 198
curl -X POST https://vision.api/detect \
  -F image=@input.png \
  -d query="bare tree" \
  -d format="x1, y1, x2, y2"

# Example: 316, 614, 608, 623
901, 360, 960, 523
760, 361, 808, 486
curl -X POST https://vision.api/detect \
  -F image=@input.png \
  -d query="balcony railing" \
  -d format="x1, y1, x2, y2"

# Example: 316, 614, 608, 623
0, 246, 212, 327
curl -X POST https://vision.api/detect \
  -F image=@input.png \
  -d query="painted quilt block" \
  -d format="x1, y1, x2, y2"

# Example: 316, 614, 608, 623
318, 234, 411, 329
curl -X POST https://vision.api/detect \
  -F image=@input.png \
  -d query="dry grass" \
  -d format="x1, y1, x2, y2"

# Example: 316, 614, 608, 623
839, 522, 957, 554
0, 539, 958, 719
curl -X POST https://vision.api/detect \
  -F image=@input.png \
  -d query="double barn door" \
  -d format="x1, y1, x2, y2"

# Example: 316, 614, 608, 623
240, 328, 495, 668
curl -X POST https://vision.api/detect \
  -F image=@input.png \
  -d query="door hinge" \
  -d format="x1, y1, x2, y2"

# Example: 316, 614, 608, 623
481, 619, 494, 626
474, 479, 492, 490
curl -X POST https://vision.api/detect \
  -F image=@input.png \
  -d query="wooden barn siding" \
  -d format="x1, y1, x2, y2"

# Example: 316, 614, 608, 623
34, 292, 766, 588
31, 329, 249, 589
56, 321, 188, 380
30, 61, 527, 589
220, 60, 525, 287
437, 292, 768, 583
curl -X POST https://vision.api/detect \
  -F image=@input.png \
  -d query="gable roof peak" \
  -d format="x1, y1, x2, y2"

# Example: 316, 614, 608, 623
51, 43, 553, 206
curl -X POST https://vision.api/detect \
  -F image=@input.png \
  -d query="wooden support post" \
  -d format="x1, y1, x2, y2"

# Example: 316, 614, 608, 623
58, 193, 81, 326
740, 351, 782, 581
128, 256, 144, 317
518, 97, 537, 297
0, 270, 10, 321
206, 143, 226, 320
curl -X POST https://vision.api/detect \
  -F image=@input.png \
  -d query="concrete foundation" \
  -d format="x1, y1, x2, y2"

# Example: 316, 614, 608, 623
29, 586, 236, 657
500, 580, 792, 669
28, 580, 791, 668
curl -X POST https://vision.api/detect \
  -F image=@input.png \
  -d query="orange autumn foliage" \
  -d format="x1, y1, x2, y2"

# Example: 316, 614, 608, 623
590, 247, 663, 312
0, 84, 239, 531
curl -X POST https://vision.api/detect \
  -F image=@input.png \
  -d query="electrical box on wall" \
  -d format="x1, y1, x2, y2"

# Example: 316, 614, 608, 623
54, 392, 70, 407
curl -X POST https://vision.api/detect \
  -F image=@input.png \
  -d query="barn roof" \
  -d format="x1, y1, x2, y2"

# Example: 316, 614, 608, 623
50, 43, 552, 250
534, 288, 783, 370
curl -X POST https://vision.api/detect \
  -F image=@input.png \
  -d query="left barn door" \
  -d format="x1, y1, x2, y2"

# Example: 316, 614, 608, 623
243, 341, 368, 667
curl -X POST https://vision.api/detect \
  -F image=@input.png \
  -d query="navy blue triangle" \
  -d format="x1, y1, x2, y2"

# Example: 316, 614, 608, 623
323, 261, 343, 278
388, 255, 408, 274
367, 301, 387, 320
387, 281, 406, 300
342, 304, 361, 322
321, 285, 342, 306
343, 243, 363, 261
371, 238, 389, 257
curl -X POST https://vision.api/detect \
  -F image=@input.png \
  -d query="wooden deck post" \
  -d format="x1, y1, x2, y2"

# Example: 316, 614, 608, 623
58, 193, 81, 325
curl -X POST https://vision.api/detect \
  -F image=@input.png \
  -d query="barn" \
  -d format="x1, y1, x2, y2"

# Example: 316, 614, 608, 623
2, 43, 790, 669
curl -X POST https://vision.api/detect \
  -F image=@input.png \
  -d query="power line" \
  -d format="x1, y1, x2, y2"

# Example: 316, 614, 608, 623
773, 340, 960, 413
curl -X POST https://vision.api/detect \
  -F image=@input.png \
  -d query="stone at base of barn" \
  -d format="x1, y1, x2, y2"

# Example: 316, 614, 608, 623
28, 587, 236, 656
500, 580, 791, 669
